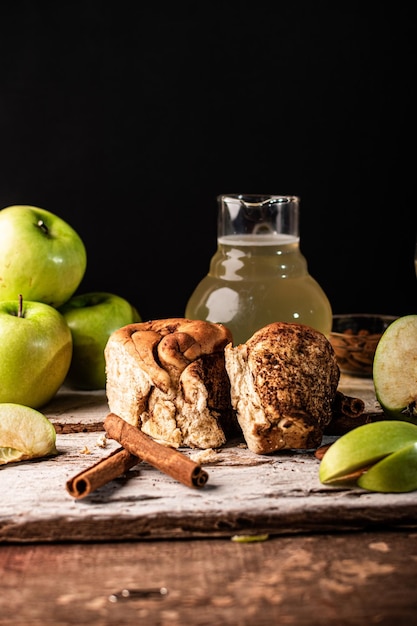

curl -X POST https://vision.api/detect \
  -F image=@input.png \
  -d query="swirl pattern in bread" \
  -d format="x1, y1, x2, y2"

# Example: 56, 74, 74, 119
105, 318, 237, 449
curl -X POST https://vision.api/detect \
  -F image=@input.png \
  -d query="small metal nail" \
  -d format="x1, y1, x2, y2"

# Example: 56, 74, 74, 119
108, 587, 168, 602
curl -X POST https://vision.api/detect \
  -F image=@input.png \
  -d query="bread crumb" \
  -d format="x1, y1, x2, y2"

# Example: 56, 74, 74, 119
96, 434, 108, 448
80, 446, 91, 454
190, 448, 219, 464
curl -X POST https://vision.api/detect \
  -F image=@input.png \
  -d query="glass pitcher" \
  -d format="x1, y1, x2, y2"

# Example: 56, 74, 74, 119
185, 194, 333, 345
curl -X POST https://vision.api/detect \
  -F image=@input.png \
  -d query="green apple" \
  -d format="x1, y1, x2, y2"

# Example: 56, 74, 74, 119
0, 205, 87, 308
0, 297, 73, 408
358, 442, 417, 493
59, 292, 141, 390
0, 403, 57, 465
319, 420, 417, 487
372, 314, 417, 423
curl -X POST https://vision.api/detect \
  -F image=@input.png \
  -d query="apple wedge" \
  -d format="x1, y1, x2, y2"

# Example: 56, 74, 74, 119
358, 442, 417, 492
373, 314, 417, 423
319, 420, 417, 487
0, 403, 57, 465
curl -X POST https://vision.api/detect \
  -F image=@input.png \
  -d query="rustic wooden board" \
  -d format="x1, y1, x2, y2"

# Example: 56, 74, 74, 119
1, 376, 416, 543
43, 387, 109, 433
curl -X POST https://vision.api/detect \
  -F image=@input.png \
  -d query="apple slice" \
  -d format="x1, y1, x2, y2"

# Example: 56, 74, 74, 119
0, 403, 57, 465
358, 442, 417, 492
373, 314, 417, 423
319, 420, 417, 486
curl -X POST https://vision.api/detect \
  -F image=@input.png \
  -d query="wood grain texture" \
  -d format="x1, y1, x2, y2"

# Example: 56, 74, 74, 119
1, 531, 417, 625
1, 376, 416, 543
43, 386, 109, 433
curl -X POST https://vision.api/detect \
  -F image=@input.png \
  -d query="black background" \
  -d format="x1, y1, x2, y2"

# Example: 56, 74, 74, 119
1, 2, 416, 322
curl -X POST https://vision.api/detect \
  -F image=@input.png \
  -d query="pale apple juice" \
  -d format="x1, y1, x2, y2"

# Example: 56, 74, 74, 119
185, 233, 332, 345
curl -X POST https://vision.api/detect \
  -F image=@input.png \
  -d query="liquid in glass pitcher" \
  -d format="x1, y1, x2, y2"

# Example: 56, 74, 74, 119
185, 194, 333, 345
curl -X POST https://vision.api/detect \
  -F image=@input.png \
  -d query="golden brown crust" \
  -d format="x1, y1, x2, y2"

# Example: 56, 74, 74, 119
247, 323, 339, 427
105, 319, 237, 449
106, 319, 340, 454
225, 322, 340, 453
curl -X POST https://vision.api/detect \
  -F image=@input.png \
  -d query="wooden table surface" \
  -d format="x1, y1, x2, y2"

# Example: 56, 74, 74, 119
1, 530, 416, 625
1, 376, 417, 624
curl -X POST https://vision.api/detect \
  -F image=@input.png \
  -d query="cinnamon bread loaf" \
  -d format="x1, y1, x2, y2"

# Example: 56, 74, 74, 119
104, 318, 238, 449
224, 322, 340, 453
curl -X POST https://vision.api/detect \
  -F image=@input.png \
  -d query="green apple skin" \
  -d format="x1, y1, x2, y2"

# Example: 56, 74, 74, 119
0, 300, 73, 408
0, 205, 87, 308
59, 292, 141, 390
319, 420, 417, 485
373, 314, 417, 424
358, 442, 417, 493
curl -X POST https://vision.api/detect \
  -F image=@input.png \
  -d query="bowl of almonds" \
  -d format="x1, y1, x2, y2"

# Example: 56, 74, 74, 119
329, 314, 398, 377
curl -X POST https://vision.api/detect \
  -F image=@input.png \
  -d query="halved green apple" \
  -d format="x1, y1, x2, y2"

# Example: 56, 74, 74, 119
373, 314, 417, 423
319, 420, 417, 487
0, 403, 57, 465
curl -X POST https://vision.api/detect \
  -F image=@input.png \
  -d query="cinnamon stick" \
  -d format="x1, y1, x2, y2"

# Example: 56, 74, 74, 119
104, 412, 209, 489
325, 390, 378, 435
332, 390, 365, 418
66, 446, 139, 499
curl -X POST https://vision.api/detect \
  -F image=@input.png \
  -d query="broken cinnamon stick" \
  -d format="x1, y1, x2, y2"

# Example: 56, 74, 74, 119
66, 446, 139, 499
325, 390, 378, 435
333, 391, 365, 418
104, 412, 209, 489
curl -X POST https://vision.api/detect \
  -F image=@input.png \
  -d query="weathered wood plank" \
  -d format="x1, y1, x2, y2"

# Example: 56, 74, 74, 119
43, 386, 108, 433
2, 375, 416, 544
2, 439, 416, 542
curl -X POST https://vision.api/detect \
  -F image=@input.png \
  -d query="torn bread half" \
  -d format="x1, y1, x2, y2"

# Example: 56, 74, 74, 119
224, 322, 340, 454
105, 318, 238, 449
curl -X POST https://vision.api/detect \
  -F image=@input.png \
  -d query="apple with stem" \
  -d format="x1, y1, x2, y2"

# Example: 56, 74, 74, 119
0, 295, 73, 408
0, 205, 87, 308
59, 292, 141, 390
